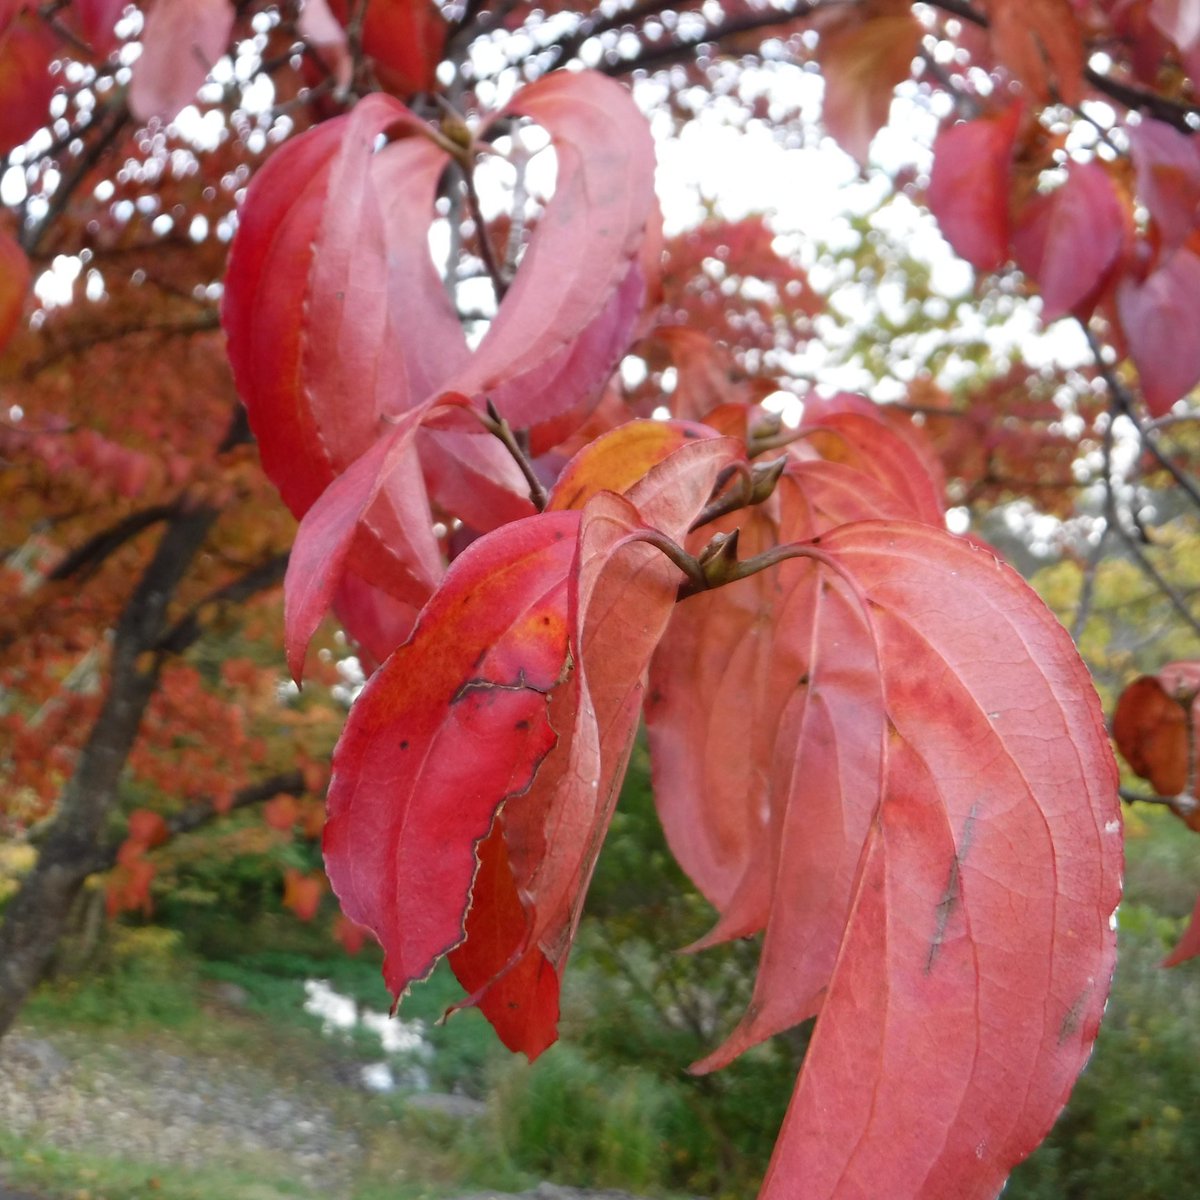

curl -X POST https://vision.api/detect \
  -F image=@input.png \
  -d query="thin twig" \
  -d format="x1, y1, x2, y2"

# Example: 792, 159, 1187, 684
482, 400, 547, 510
461, 161, 510, 301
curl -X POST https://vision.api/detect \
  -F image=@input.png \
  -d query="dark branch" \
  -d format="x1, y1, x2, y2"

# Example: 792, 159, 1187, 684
90, 769, 311, 872
157, 551, 290, 656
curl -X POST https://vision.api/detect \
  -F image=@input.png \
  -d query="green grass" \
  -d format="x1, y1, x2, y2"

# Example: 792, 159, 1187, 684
10, 797, 1200, 1200
0, 1129, 319, 1200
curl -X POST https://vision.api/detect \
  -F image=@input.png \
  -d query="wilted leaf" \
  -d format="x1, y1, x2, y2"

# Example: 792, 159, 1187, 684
283, 407, 442, 681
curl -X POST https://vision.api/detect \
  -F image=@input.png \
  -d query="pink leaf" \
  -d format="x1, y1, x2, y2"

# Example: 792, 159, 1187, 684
747, 522, 1120, 1199
284, 408, 442, 681
927, 106, 1022, 272
456, 72, 658, 444
1128, 116, 1200, 251
1013, 160, 1125, 322
128, 0, 235, 124
1116, 246, 1200, 415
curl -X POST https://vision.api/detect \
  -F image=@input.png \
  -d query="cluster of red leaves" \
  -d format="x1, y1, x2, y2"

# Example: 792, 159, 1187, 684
924, 83, 1200, 418
223, 69, 1122, 1199
908, 368, 1105, 518
106, 807, 168, 917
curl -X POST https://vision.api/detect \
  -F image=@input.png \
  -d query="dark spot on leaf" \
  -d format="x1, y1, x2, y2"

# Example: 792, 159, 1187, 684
399, 740, 409, 750
515, 719, 530, 731
797, 673, 809, 688
683, 428, 699, 438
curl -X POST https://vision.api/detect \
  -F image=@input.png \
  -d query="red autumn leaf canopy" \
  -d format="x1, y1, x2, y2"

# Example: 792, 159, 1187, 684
226, 65, 1122, 1200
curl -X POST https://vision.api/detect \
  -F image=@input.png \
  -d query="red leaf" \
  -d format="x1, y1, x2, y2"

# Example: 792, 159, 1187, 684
297, 0, 352, 93
334, 913, 371, 956
0, 226, 30, 351
282, 868, 326, 922
284, 407, 442, 681
448, 438, 738, 1056
1128, 116, 1200, 251
332, 572, 422, 674
458, 72, 658, 447
988, 0, 1085, 105
817, 4, 922, 165
795, 407, 945, 525
448, 821, 561, 1056
126, 808, 169, 849
742, 523, 1120, 1199
264, 794, 301, 832
223, 97, 454, 515
1115, 246, 1200, 415
927, 105, 1022, 272
128, 0, 235, 124
0, 12, 58, 155
323, 512, 578, 1001
1164, 894, 1200, 967
1013, 161, 1125, 322
326, 0, 446, 96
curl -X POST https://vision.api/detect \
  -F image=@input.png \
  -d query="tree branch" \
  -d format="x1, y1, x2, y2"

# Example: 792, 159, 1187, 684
90, 769, 311, 872
156, 551, 290, 656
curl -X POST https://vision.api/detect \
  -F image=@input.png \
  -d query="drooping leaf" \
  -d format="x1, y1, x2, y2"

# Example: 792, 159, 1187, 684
458, 438, 739, 1055
988, 0, 1085, 104
1128, 116, 1200, 251
1115, 246, 1200, 415
816, 3, 923, 165
457, 71, 658, 447
223, 96, 454, 515
323, 511, 579, 1001
283, 407, 442, 681
1013, 160, 1126, 321
927, 105, 1023, 272
128, 0, 236, 124
744, 522, 1120, 1200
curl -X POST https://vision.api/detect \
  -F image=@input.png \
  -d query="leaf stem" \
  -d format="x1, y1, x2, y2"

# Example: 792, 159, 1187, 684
482, 400, 547, 511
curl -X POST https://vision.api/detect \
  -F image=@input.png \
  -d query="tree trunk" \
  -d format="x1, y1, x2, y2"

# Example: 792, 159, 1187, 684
0, 506, 216, 1040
